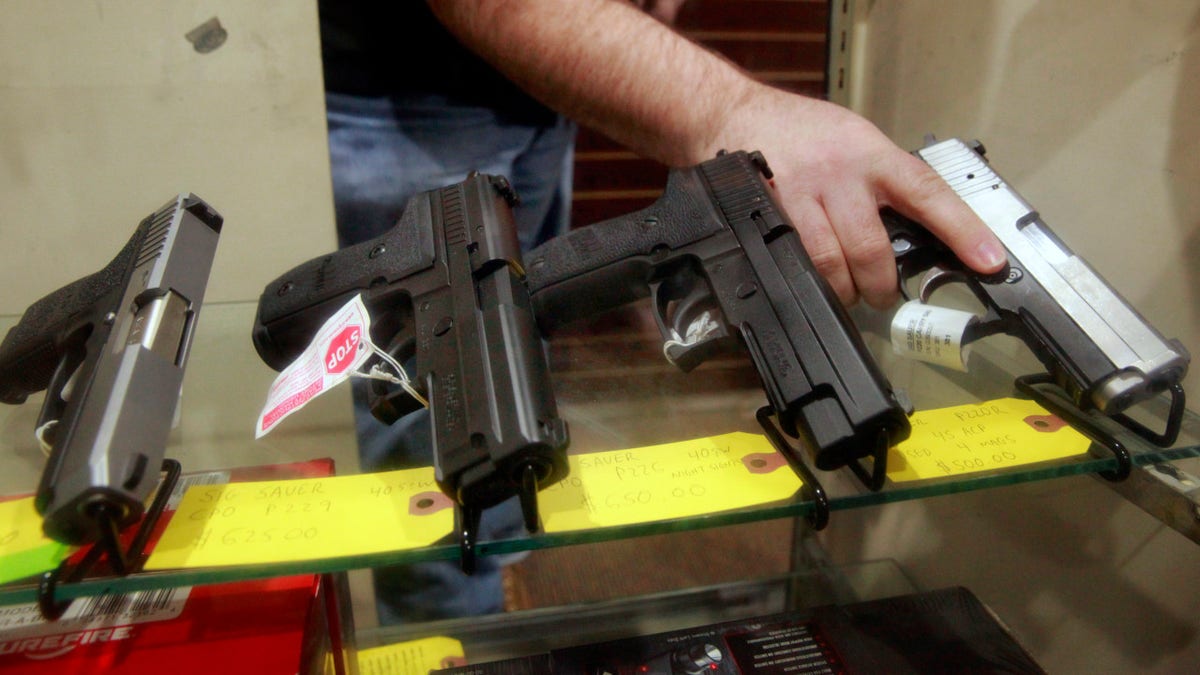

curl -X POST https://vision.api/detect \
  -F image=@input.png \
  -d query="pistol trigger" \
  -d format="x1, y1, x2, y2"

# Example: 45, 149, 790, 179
651, 279, 732, 373
663, 310, 730, 372
917, 265, 969, 302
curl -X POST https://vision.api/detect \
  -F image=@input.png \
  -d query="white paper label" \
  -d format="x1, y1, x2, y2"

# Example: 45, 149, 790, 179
890, 300, 977, 371
255, 294, 374, 437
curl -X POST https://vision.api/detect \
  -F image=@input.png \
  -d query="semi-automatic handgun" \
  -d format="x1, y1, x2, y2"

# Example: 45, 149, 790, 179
252, 174, 569, 565
885, 137, 1189, 446
0, 194, 222, 546
525, 150, 912, 485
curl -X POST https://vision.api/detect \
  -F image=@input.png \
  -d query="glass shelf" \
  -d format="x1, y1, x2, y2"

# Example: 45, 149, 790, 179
1, 301, 1197, 607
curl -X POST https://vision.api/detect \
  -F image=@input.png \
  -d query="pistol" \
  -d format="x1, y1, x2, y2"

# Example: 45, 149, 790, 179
0, 194, 222, 545
252, 174, 569, 562
885, 137, 1189, 444
525, 150, 911, 481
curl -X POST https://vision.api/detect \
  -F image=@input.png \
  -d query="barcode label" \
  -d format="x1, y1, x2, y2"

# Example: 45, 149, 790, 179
167, 470, 232, 510
0, 587, 191, 641
73, 587, 182, 622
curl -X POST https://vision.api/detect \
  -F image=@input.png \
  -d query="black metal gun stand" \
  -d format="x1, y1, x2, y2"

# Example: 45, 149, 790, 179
753, 372, 1195, 611
755, 406, 862, 609
36, 459, 181, 620
1015, 375, 1200, 546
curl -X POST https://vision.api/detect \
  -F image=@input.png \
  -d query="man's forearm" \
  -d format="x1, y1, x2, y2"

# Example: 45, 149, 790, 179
427, 0, 761, 166
426, 0, 1008, 308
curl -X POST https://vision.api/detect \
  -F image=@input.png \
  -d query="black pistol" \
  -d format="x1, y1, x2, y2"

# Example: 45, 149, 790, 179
525, 150, 911, 487
252, 174, 569, 569
885, 137, 1189, 448
0, 194, 222, 547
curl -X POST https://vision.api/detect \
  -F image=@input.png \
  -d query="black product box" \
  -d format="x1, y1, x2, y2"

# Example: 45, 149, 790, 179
435, 586, 1044, 674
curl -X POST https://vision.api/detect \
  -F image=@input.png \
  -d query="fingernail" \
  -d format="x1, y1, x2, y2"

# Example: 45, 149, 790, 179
977, 239, 1007, 269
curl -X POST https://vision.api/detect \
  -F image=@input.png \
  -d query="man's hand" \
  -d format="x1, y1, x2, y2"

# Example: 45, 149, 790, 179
429, 0, 1006, 308
717, 89, 1008, 308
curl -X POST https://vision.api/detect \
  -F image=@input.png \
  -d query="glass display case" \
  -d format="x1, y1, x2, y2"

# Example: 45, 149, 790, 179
2, 300, 1198, 664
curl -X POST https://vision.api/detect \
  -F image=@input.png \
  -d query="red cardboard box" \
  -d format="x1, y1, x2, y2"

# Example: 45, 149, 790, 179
0, 459, 356, 674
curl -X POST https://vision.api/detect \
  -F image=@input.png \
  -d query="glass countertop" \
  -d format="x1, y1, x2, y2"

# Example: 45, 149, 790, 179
1, 301, 1197, 606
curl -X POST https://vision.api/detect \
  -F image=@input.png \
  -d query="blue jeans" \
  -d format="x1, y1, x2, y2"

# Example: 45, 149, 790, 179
326, 91, 575, 624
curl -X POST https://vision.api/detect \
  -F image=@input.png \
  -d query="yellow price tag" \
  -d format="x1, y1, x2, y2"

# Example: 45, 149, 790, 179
888, 398, 1091, 482
541, 431, 801, 531
0, 496, 74, 584
145, 467, 454, 569
357, 637, 466, 675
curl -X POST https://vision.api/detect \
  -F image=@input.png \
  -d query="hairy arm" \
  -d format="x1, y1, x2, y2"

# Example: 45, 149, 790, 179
427, 0, 1006, 307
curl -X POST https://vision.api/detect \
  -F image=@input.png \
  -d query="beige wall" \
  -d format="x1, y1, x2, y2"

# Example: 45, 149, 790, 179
0, 2, 366, 621
0, 1, 353, 491
820, 3, 1200, 673
0, 1, 336, 314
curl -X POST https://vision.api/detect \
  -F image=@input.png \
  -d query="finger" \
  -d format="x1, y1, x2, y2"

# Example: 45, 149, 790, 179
822, 187, 900, 309
878, 152, 1007, 274
786, 194, 858, 306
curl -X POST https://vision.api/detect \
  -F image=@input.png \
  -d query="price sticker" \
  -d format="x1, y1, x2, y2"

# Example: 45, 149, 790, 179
144, 467, 453, 569
887, 397, 1091, 482
357, 636, 466, 674
0, 496, 74, 584
540, 431, 801, 531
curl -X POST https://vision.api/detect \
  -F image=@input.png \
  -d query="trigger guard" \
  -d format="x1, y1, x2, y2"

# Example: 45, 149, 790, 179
896, 260, 922, 301
35, 344, 87, 434
648, 280, 678, 348
917, 265, 970, 302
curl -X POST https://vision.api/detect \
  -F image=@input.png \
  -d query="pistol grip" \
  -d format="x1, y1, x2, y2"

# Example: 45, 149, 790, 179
0, 231, 141, 404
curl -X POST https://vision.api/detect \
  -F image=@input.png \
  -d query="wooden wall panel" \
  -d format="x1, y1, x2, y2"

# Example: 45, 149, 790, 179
674, 0, 830, 33
571, 0, 830, 226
